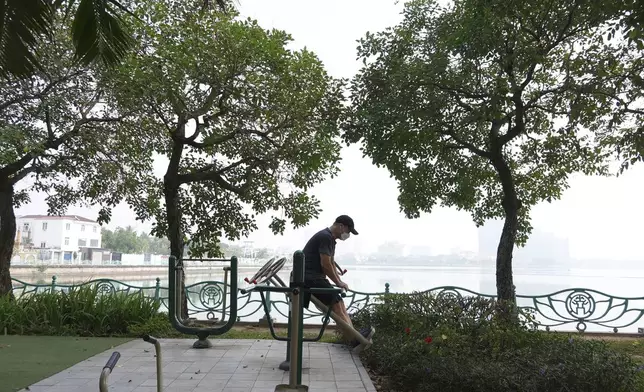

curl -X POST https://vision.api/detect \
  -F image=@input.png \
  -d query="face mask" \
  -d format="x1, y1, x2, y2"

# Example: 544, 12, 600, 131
340, 232, 350, 241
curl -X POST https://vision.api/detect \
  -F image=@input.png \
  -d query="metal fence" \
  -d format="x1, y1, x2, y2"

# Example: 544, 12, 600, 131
11, 276, 644, 334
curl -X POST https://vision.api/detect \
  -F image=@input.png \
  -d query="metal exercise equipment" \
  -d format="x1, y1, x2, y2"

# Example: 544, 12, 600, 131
248, 254, 370, 370
143, 335, 163, 392
98, 352, 120, 392
168, 256, 239, 348
243, 256, 329, 372
242, 251, 371, 391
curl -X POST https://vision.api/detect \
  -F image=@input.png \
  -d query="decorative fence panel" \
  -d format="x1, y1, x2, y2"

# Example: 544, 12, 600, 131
11, 277, 644, 334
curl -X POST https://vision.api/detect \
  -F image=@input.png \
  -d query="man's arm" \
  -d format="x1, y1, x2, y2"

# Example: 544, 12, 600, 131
319, 237, 343, 286
321, 254, 343, 286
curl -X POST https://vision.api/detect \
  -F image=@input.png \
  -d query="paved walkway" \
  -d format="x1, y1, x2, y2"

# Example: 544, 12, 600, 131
20, 338, 377, 392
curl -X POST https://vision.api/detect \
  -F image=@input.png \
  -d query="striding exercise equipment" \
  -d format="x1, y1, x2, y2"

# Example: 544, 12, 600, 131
242, 250, 373, 391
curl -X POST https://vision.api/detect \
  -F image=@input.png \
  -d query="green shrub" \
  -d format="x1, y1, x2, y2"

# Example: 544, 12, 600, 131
353, 292, 641, 392
127, 313, 184, 337
0, 285, 161, 336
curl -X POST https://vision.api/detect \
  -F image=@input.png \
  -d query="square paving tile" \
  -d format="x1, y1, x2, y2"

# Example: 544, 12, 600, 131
18, 339, 376, 392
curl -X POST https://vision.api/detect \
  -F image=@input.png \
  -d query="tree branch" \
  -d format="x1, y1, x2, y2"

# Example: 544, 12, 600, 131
177, 157, 265, 195
0, 69, 86, 112
45, 107, 55, 140
428, 81, 489, 99
436, 125, 491, 158
0, 116, 124, 179
498, 92, 526, 145
181, 122, 285, 149
10, 154, 76, 184
187, 86, 229, 121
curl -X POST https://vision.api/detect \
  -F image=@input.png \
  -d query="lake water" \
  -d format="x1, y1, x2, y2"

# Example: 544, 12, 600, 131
45, 265, 644, 334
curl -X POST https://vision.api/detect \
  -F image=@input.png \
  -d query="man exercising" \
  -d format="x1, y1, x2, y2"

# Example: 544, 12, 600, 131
302, 215, 375, 347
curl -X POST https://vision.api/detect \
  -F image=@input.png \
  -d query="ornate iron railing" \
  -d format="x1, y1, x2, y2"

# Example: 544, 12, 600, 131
10, 277, 644, 334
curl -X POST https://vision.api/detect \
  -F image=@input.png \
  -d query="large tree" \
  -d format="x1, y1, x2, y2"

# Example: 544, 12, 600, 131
344, 0, 628, 303
107, 0, 344, 316
0, 16, 150, 296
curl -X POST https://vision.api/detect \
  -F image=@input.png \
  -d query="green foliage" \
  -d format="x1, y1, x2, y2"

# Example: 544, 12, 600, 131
591, 3, 644, 175
354, 293, 642, 392
0, 0, 221, 78
344, 0, 632, 244
0, 0, 54, 78
0, 285, 160, 336
107, 0, 345, 257
0, 13, 153, 220
101, 226, 171, 254
0, 0, 130, 79
127, 313, 180, 337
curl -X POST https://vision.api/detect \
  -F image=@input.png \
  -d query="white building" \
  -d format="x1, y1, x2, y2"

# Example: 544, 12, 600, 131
15, 215, 102, 263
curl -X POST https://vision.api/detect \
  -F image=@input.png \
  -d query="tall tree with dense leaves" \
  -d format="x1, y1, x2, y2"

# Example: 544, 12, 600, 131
107, 0, 344, 317
0, 16, 151, 297
344, 0, 628, 303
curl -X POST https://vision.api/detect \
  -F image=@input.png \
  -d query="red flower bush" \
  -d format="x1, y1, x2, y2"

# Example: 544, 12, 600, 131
424, 336, 433, 344
404, 327, 411, 335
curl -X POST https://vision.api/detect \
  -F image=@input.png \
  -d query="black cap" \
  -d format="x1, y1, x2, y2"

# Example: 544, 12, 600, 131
335, 215, 358, 235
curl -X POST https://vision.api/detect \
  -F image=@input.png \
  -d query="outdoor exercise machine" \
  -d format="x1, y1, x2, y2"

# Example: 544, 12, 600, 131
241, 250, 372, 391
168, 256, 239, 348
98, 352, 121, 392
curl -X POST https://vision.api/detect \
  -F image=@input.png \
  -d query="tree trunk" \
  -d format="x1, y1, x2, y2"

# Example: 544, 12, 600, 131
0, 181, 16, 299
491, 155, 519, 304
164, 137, 188, 320
164, 177, 189, 320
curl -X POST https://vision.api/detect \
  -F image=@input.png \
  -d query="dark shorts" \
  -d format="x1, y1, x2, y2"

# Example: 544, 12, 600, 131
303, 278, 342, 309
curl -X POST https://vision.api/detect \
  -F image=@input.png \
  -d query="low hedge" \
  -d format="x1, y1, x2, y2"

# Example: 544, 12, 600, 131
0, 285, 160, 336
352, 292, 644, 392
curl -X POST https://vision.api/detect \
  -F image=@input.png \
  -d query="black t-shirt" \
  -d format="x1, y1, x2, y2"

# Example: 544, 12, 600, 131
303, 228, 336, 280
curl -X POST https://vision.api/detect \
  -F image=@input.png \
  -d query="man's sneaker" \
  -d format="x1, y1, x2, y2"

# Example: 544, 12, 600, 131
351, 326, 375, 348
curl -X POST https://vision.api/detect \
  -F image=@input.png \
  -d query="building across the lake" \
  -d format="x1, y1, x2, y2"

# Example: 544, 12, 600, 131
14, 214, 103, 263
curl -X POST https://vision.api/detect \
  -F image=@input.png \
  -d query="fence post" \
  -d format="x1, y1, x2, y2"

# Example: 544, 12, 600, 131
384, 282, 390, 304
50, 276, 57, 293
154, 278, 160, 301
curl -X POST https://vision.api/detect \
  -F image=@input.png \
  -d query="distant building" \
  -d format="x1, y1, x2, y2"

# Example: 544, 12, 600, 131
15, 215, 102, 263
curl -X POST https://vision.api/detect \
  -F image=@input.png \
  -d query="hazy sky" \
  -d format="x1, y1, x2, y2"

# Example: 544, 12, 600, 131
15, 0, 644, 260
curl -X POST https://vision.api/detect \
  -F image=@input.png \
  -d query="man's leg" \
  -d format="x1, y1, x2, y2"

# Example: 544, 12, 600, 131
331, 300, 353, 328
307, 279, 374, 346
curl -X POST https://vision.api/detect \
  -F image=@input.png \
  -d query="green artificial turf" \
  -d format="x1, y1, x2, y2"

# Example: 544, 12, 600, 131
0, 335, 132, 392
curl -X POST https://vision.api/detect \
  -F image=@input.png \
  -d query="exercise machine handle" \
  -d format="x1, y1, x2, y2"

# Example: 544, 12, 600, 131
142, 334, 158, 345
308, 287, 344, 296
241, 285, 294, 295
103, 352, 121, 371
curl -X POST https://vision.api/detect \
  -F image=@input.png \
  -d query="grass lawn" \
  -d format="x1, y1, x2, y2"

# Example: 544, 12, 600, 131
0, 335, 132, 392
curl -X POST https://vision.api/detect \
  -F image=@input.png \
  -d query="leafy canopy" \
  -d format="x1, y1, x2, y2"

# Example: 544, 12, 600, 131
594, 4, 644, 174
108, 0, 345, 256
0, 14, 153, 222
0, 0, 227, 79
344, 0, 627, 244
